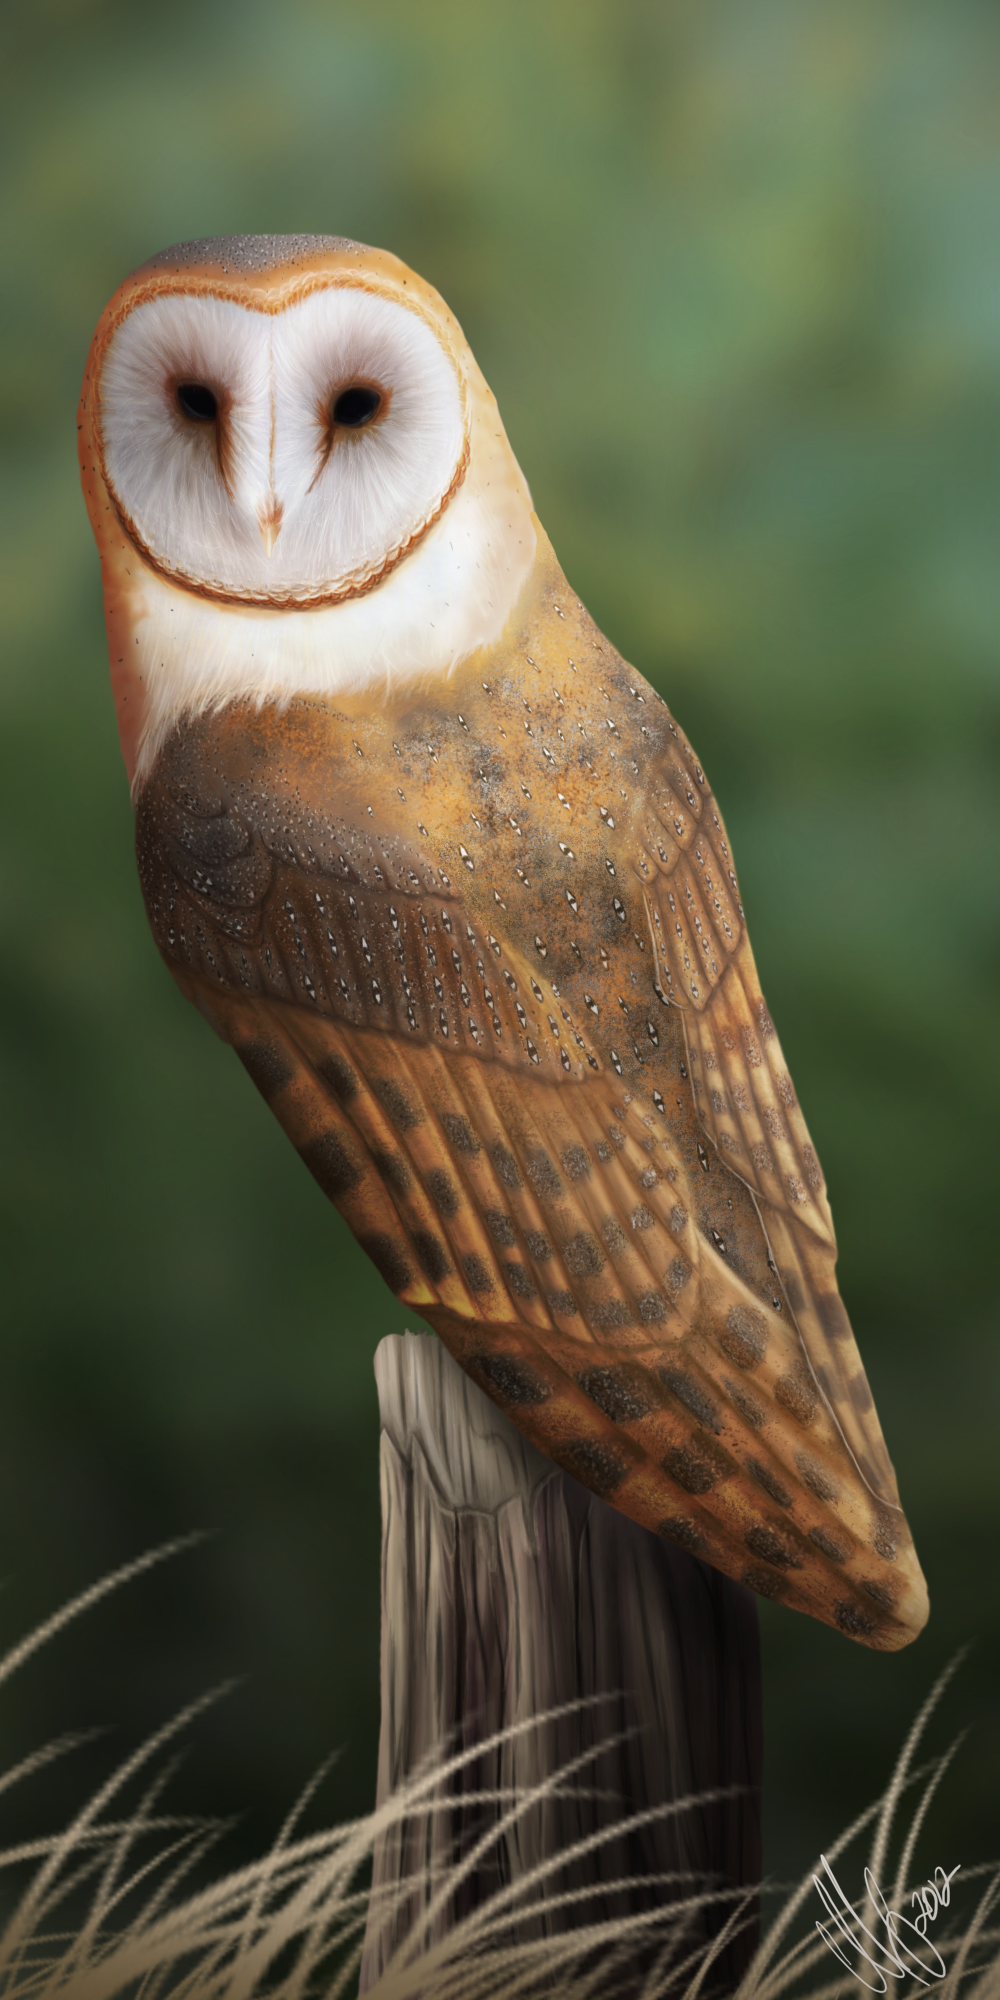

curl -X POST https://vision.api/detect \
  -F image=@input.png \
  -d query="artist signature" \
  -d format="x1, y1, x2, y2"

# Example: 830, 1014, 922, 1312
813, 1855, 961, 1992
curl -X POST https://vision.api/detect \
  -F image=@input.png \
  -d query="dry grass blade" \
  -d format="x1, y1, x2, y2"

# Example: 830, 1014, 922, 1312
867, 1651, 969, 1893
938, 1869, 1000, 2000
0, 1561, 991, 2000
739, 1654, 992, 2000
0, 1541, 206, 1700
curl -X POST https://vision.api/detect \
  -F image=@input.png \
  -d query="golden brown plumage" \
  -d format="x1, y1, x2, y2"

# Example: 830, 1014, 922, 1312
80, 236, 929, 1649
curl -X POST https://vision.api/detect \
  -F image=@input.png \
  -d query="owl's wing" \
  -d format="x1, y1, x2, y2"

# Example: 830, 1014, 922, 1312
135, 703, 924, 1648
629, 706, 895, 1527
633, 718, 832, 1240
137, 743, 698, 1338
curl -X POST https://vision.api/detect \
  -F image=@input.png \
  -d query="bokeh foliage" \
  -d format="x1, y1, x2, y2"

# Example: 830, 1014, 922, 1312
1, 0, 998, 1892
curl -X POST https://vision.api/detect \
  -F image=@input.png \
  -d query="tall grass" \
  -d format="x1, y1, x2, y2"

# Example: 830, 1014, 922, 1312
0, 1549, 993, 2000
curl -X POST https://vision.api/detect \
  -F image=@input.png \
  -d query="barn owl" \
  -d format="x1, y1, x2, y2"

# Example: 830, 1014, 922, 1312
79, 233, 928, 1650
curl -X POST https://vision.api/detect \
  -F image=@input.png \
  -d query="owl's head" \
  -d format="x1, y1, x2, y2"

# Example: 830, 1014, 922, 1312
79, 236, 536, 784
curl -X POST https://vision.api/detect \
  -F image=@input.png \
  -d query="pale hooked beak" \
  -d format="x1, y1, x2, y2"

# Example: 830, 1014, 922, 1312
257, 496, 284, 557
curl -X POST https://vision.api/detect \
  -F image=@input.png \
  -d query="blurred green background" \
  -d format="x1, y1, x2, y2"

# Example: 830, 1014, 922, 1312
1, 0, 998, 1904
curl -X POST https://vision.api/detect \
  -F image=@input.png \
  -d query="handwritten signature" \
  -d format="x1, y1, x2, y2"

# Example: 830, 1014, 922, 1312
813, 1855, 961, 1992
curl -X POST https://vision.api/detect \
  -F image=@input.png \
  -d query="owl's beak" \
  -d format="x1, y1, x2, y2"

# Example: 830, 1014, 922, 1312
257, 497, 284, 557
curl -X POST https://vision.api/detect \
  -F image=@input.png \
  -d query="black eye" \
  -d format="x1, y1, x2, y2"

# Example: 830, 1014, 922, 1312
333, 385, 381, 428
176, 382, 218, 422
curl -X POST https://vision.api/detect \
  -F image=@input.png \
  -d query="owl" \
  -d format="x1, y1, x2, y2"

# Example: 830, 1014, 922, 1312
79, 233, 928, 1650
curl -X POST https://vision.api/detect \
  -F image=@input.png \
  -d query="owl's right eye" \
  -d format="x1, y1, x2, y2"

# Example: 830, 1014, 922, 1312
176, 382, 218, 422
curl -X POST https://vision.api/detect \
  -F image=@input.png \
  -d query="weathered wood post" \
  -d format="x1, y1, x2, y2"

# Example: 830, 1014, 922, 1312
360, 1332, 762, 1994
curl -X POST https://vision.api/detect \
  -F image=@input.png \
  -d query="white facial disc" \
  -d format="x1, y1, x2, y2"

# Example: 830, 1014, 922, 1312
99, 285, 467, 602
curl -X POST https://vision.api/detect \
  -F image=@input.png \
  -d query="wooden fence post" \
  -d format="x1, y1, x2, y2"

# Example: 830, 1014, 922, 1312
360, 1331, 762, 1994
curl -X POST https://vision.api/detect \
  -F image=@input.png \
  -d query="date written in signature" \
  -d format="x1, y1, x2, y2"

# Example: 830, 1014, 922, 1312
814, 1855, 961, 1992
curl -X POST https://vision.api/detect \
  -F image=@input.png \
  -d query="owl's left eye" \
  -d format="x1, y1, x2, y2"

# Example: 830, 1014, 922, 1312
333, 386, 381, 428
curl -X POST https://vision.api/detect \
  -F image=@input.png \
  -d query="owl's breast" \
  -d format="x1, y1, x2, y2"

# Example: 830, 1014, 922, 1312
134, 559, 729, 1116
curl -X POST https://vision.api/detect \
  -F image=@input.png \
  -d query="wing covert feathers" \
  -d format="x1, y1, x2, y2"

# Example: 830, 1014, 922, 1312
139, 529, 928, 1650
